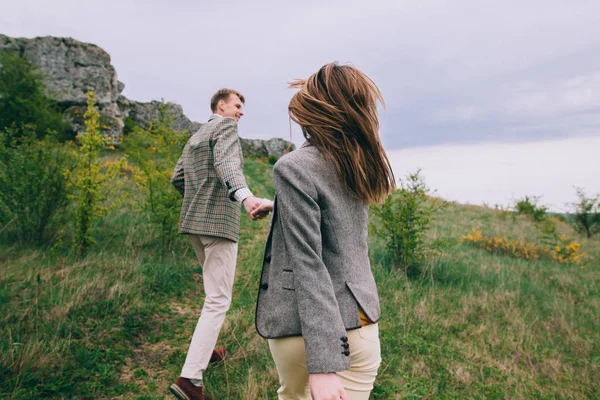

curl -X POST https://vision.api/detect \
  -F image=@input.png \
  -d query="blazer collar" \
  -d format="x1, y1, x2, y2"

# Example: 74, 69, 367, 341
208, 114, 222, 122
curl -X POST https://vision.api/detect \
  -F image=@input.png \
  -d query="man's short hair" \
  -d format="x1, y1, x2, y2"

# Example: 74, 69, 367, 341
210, 88, 245, 112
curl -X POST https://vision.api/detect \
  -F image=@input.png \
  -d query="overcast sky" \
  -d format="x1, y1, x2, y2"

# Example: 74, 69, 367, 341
2, 0, 599, 208
3, 0, 600, 148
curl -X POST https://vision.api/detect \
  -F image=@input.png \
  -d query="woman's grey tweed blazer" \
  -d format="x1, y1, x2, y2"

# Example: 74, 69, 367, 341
255, 143, 380, 373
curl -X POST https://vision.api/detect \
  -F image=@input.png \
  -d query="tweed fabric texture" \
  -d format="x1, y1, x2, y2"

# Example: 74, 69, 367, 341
172, 115, 248, 242
255, 143, 381, 373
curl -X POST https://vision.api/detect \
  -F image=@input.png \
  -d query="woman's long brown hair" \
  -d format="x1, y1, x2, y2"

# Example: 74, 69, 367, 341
288, 62, 396, 204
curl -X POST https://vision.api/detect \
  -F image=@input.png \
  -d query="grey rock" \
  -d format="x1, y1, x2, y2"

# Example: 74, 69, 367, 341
0, 35, 117, 106
118, 96, 201, 134
240, 138, 295, 159
241, 139, 268, 158
266, 138, 295, 159
0, 33, 293, 154
0, 34, 121, 141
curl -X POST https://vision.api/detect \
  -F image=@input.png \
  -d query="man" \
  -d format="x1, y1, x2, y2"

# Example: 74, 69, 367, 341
169, 88, 264, 400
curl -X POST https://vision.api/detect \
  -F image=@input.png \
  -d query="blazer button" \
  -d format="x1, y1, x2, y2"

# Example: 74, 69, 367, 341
340, 336, 348, 343
341, 343, 349, 349
260, 283, 268, 290
264, 255, 272, 262
342, 350, 350, 356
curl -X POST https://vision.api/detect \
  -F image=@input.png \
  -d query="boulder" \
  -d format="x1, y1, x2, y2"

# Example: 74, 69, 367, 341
0, 33, 293, 155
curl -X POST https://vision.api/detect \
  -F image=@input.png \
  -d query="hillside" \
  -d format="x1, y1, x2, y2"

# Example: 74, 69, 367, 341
1, 157, 599, 399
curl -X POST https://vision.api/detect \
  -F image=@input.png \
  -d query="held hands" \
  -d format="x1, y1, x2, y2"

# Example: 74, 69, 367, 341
250, 198, 274, 220
243, 197, 274, 220
309, 373, 349, 400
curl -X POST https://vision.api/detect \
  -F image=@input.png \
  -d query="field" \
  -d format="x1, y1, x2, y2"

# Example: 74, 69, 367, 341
1, 157, 599, 399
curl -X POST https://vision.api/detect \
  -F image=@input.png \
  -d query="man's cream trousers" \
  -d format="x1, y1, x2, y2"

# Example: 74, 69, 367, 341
181, 235, 238, 380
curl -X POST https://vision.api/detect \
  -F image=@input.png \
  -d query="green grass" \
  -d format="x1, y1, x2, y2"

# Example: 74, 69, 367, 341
1, 157, 599, 399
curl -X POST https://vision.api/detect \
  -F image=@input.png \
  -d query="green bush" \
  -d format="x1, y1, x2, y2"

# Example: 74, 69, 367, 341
514, 195, 548, 222
0, 51, 70, 141
571, 187, 600, 238
0, 126, 73, 245
371, 170, 447, 273
121, 101, 188, 250
122, 116, 139, 135
65, 91, 126, 257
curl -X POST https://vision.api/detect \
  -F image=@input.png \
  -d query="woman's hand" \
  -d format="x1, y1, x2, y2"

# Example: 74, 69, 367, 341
309, 373, 349, 400
250, 199, 274, 220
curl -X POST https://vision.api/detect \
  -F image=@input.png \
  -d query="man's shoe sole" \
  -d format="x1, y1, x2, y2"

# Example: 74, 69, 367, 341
169, 383, 190, 400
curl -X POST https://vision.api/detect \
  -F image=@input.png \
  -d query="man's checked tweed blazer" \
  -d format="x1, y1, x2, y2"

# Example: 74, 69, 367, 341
171, 115, 248, 242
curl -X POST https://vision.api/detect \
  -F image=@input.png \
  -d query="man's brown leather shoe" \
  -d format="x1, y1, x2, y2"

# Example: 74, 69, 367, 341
169, 377, 204, 400
209, 347, 226, 364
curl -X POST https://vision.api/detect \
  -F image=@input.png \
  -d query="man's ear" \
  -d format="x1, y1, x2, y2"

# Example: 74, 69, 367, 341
218, 99, 225, 112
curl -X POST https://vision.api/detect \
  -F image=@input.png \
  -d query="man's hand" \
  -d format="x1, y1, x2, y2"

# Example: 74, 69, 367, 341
250, 199, 274, 220
309, 373, 349, 400
242, 196, 263, 220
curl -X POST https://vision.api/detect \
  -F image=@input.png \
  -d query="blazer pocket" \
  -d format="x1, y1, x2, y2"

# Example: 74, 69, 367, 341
281, 270, 295, 291
346, 280, 380, 323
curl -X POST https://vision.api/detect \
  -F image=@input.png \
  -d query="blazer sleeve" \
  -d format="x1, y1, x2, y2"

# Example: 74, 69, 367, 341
212, 117, 249, 200
171, 153, 185, 196
273, 157, 351, 373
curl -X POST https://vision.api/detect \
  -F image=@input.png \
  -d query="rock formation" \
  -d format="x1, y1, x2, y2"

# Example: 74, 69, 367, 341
0, 34, 294, 157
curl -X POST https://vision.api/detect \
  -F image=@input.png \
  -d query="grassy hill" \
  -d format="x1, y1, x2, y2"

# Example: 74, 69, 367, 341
1, 157, 599, 399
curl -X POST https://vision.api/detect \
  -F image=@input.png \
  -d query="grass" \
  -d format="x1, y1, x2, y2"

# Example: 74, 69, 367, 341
1, 156, 599, 399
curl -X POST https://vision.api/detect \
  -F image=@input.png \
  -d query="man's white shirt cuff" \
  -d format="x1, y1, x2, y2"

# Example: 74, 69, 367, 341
234, 187, 254, 204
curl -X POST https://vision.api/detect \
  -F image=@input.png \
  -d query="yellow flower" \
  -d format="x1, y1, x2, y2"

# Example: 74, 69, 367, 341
108, 145, 116, 151
569, 242, 580, 251
150, 146, 157, 152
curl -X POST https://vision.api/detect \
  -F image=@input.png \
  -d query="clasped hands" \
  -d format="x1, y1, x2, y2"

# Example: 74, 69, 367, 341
243, 196, 274, 220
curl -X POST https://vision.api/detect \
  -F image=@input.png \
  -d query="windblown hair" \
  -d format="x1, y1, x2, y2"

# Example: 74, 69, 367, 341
210, 88, 245, 112
288, 62, 396, 204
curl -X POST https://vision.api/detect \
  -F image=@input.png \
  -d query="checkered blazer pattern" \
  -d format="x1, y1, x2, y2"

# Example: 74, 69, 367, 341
171, 114, 248, 242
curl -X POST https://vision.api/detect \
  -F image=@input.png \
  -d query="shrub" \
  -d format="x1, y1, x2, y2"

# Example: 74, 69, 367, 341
122, 116, 139, 135
65, 91, 126, 257
0, 51, 70, 141
121, 101, 188, 250
462, 228, 584, 265
514, 195, 547, 222
571, 187, 600, 238
0, 126, 73, 245
371, 170, 448, 272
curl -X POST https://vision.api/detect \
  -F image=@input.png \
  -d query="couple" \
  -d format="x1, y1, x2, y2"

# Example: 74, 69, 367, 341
169, 63, 396, 400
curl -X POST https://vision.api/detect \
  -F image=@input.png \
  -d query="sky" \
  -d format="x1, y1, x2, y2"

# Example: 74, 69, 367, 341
2, 0, 600, 209
388, 136, 600, 212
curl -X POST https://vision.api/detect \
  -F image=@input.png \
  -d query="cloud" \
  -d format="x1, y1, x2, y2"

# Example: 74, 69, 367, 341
503, 72, 600, 118
1, 0, 600, 149
433, 105, 483, 123
387, 136, 600, 212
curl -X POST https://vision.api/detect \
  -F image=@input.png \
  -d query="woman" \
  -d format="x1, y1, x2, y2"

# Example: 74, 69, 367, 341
252, 62, 396, 400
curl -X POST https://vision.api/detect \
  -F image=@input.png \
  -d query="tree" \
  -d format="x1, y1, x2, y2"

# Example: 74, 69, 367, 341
371, 170, 447, 272
571, 187, 600, 238
122, 101, 188, 250
65, 91, 125, 257
0, 51, 70, 141
0, 126, 73, 245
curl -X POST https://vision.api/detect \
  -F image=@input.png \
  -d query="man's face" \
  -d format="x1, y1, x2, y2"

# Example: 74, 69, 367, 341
218, 94, 244, 122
